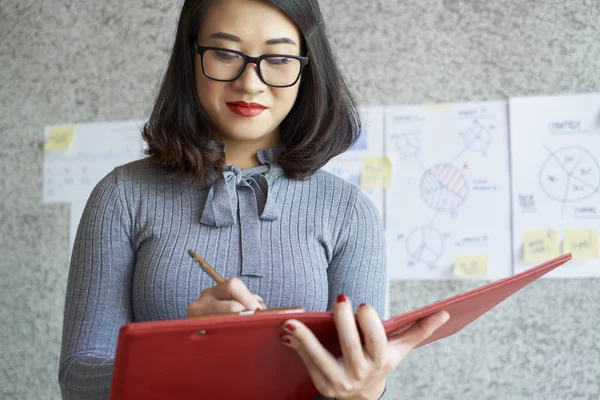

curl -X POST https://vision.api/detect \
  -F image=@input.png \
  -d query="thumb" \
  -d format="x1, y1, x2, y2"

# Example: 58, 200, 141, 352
389, 311, 450, 355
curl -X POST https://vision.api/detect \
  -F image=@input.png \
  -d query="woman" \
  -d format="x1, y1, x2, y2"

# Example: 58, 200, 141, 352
58, 0, 449, 399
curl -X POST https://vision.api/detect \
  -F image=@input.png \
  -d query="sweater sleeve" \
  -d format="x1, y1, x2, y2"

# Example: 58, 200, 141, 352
58, 168, 134, 400
327, 188, 387, 316
316, 188, 388, 400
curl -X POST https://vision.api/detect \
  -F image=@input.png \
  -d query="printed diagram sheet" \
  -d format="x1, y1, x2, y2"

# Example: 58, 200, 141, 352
510, 93, 600, 277
322, 106, 385, 219
43, 120, 146, 203
385, 101, 512, 280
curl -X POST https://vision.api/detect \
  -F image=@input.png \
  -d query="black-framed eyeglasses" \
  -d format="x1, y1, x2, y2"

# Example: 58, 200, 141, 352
196, 45, 309, 88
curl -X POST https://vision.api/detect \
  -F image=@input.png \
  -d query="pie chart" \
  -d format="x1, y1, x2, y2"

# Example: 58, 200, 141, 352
460, 121, 492, 154
539, 147, 600, 203
405, 226, 444, 263
393, 133, 421, 159
420, 163, 469, 211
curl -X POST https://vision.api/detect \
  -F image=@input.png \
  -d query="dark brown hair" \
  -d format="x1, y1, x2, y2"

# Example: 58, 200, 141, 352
142, 0, 361, 186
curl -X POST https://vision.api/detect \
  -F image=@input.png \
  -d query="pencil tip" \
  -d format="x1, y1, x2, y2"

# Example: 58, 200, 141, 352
187, 249, 194, 257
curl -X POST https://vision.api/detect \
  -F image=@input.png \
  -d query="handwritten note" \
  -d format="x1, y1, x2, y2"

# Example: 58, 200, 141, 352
523, 230, 560, 262
563, 229, 599, 260
45, 125, 76, 151
360, 157, 392, 189
453, 255, 488, 278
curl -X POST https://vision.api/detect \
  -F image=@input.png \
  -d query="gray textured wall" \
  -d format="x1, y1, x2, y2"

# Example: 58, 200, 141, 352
1, 0, 599, 399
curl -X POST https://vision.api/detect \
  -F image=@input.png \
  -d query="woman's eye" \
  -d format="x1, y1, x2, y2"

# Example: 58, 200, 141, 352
215, 51, 239, 61
266, 57, 292, 65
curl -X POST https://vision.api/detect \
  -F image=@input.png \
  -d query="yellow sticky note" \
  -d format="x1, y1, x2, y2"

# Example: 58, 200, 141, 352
425, 103, 451, 110
523, 230, 560, 262
360, 157, 392, 189
563, 229, 599, 260
45, 125, 76, 151
453, 255, 488, 278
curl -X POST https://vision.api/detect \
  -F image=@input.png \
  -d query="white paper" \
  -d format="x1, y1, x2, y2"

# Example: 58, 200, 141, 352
43, 120, 146, 203
510, 92, 600, 277
385, 101, 512, 280
322, 105, 385, 219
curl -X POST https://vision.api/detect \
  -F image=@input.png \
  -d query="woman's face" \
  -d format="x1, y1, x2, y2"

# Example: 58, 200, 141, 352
195, 0, 303, 147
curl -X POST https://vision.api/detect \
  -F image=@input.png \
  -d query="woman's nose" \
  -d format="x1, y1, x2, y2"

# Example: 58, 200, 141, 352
233, 63, 266, 93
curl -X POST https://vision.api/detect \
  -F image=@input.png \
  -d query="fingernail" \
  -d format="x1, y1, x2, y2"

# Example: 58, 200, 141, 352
336, 294, 347, 303
281, 336, 292, 345
358, 303, 366, 308
283, 323, 296, 332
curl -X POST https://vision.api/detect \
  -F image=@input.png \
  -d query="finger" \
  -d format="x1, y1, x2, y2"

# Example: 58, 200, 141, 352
186, 299, 245, 317
255, 294, 267, 310
210, 278, 262, 310
355, 304, 387, 364
389, 311, 450, 359
281, 334, 335, 398
209, 300, 247, 313
333, 295, 367, 378
282, 319, 345, 384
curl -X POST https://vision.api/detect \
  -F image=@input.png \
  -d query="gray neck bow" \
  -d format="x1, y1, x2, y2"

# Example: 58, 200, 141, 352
200, 147, 283, 277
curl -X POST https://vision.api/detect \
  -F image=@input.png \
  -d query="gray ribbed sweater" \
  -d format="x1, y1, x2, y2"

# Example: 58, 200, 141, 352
58, 149, 387, 399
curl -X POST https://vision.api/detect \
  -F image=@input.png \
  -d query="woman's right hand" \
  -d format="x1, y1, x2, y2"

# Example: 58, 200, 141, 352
186, 277, 266, 317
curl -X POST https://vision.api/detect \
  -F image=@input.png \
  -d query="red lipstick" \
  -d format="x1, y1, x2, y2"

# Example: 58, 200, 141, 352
226, 101, 267, 117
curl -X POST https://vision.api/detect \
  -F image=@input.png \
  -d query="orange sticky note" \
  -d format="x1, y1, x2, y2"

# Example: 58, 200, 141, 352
523, 230, 560, 262
360, 157, 392, 189
563, 229, 599, 260
453, 255, 488, 278
45, 125, 76, 151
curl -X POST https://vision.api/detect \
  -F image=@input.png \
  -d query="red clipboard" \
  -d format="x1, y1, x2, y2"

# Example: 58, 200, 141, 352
109, 254, 571, 400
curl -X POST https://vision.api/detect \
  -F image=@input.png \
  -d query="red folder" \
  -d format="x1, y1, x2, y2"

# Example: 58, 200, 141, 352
109, 254, 571, 400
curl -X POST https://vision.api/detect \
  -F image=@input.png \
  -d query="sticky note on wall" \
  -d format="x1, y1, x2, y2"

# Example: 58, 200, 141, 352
425, 103, 452, 111
453, 255, 488, 278
563, 229, 599, 260
523, 230, 560, 262
45, 125, 76, 151
360, 157, 392, 189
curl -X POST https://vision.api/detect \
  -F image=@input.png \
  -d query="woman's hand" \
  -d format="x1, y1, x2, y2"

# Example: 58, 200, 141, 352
186, 278, 266, 317
280, 294, 450, 400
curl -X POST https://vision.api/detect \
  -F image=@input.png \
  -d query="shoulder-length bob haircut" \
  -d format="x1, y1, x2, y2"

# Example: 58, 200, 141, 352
142, 0, 362, 186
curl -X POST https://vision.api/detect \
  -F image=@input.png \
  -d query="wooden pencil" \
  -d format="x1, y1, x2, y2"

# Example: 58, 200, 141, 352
187, 249, 225, 284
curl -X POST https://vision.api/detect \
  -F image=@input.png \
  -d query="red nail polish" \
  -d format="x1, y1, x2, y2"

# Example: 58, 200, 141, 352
284, 323, 296, 332
336, 294, 347, 303
281, 336, 292, 345
358, 303, 366, 308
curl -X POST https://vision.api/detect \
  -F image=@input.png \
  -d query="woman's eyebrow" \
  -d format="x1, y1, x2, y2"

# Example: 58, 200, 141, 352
209, 32, 297, 46
209, 32, 241, 42
265, 37, 297, 46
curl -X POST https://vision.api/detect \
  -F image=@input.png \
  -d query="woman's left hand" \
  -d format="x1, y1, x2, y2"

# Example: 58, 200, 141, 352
280, 294, 450, 400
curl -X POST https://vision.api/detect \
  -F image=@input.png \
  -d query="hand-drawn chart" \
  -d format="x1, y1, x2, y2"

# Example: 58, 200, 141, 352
539, 147, 600, 208
420, 164, 469, 211
394, 133, 421, 159
405, 225, 445, 264
385, 101, 512, 280
510, 93, 600, 277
